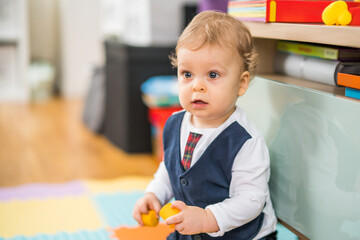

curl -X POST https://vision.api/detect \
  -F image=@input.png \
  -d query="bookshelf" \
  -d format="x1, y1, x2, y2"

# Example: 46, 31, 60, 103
244, 22, 360, 48
243, 22, 360, 100
237, 22, 360, 240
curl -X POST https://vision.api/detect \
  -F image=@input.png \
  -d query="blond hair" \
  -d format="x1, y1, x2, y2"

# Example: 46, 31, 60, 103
170, 10, 258, 79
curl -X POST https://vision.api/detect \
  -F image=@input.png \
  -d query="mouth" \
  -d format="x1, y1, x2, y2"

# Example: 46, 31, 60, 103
191, 99, 208, 108
191, 99, 208, 104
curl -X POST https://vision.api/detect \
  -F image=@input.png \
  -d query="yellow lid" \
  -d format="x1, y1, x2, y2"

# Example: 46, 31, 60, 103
159, 203, 180, 220
159, 203, 180, 228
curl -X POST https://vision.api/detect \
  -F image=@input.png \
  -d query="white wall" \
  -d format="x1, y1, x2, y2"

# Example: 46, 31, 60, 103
58, 0, 104, 98
27, 0, 199, 99
100, 0, 125, 38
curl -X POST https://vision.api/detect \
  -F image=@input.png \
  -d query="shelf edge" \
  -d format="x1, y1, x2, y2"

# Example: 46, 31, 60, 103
243, 22, 360, 48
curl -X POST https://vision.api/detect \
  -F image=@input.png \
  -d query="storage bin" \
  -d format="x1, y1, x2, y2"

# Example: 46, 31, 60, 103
140, 75, 179, 107
149, 107, 182, 161
103, 41, 176, 153
141, 75, 182, 160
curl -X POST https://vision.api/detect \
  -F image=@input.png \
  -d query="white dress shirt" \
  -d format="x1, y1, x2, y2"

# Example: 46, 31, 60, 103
146, 106, 277, 239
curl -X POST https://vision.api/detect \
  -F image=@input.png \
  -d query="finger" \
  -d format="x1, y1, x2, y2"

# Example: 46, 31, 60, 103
139, 204, 150, 215
154, 202, 161, 217
171, 200, 186, 210
165, 213, 182, 225
175, 223, 185, 233
151, 201, 162, 217
132, 209, 144, 226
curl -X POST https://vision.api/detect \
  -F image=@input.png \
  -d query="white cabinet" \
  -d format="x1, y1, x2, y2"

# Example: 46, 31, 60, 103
0, 0, 29, 101
238, 22, 360, 239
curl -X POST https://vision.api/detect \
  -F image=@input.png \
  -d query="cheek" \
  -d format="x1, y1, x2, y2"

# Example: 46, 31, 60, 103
178, 86, 189, 103
216, 87, 239, 103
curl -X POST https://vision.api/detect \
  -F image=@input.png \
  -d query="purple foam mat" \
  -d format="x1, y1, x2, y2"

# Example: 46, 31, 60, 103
0, 181, 86, 201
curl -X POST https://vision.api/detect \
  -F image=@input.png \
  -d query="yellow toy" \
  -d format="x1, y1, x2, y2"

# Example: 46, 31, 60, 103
141, 210, 159, 227
159, 203, 181, 228
322, 0, 352, 25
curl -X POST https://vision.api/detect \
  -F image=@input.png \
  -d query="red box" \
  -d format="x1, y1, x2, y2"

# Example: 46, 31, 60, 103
148, 107, 183, 161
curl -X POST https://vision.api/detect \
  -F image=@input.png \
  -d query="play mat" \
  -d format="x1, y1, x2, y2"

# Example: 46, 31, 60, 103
0, 176, 297, 240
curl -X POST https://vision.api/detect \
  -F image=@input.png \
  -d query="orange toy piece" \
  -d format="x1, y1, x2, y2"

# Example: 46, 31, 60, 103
159, 203, 181, 228
141, 210, 159, 227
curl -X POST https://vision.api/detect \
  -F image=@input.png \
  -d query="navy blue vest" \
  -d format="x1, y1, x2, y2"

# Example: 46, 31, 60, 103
163, 111, 264, 240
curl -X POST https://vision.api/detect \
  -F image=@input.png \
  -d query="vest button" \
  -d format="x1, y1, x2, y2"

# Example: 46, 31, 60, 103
193, 235, 202, 240
181, 178, 188, 186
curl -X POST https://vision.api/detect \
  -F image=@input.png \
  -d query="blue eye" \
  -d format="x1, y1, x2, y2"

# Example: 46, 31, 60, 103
183, 72, 192, 79
209, 72, 219, 79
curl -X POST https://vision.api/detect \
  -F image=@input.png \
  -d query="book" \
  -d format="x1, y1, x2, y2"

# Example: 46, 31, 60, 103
337, 73, 360, 89
277, 41, 360, 61
228, 0, 267, 22
345, 87, 360, 100
228, 0, 360, 23
274, 52, 360, 86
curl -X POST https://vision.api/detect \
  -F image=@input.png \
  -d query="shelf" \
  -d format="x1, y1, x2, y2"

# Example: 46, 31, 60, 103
257, 73, 360, 102
258, 73, 343, 95
243, 22, 360, 48
244, 22, 360, 102
0, 32, 19, 43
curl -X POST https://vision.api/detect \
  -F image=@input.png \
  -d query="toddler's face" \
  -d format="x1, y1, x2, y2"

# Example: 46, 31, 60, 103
177, 44, 247, 128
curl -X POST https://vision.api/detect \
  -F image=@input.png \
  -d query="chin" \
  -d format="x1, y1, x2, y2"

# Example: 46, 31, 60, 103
190, 111, 210, 119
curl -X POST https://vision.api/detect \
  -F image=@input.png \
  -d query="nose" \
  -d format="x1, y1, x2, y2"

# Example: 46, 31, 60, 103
192, 78, 206, 93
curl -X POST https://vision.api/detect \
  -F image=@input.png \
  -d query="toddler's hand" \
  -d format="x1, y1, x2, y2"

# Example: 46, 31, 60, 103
132, 192, 161, 226
165, 201, 219, 235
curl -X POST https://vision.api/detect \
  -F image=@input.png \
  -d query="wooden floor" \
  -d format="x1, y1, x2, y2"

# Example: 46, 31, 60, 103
0, 98, 159, 187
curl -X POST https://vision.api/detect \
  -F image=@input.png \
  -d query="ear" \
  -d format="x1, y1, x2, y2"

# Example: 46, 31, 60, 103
238, 71, 250, 96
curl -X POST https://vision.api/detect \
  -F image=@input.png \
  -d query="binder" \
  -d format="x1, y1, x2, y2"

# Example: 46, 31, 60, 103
345, 87, 360, 100
337, 73, 360, 89
277, 41, 360, 61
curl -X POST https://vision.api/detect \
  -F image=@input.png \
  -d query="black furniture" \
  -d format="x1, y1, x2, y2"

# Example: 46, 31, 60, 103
104, 40, 176, 153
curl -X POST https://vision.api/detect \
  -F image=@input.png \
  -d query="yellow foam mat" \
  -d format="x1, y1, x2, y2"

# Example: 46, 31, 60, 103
0, 196, 104, 238
84, 176, 152, 194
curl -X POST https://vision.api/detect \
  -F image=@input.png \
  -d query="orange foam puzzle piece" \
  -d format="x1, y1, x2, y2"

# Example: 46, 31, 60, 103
112, 224, 175, 240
